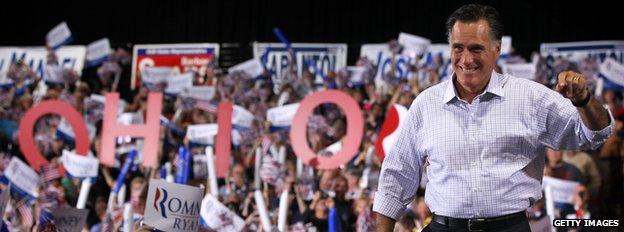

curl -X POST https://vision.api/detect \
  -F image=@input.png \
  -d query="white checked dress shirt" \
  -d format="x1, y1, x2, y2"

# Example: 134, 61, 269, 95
373, 72, 613, 219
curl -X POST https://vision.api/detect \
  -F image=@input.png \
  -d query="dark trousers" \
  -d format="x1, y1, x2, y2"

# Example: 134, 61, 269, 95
422, 218, 532, 232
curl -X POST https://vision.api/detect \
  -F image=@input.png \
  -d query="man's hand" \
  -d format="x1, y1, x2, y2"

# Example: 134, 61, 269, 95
555, 71, 589, 104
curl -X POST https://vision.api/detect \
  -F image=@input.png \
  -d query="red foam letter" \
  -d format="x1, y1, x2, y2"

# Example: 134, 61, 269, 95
18, 100, 90, 171
100, 93, 162, 167
215, 101, 233, 178
290, 90, 364, 170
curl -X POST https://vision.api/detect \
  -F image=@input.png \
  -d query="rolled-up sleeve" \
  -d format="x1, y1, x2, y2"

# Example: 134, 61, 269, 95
373, 101, 424, 220
538, 86, 614, 150
579, 108, 614, 150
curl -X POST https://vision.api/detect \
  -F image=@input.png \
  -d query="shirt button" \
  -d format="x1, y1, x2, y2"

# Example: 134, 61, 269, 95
471, 162, 478, 167
471, 137, 477, 142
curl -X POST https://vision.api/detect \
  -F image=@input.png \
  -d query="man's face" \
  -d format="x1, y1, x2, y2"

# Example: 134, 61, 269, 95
546, 149, 563, 164
450, 19, 500, 91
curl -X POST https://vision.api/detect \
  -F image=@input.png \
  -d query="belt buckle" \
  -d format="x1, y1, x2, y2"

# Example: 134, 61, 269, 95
468, 218, 486, 232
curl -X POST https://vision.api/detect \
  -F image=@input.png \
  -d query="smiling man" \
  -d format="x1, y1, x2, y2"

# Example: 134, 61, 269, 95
373, 4, 613, 232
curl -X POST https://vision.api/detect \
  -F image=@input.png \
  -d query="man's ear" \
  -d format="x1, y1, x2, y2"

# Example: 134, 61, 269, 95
494, 40, 501, 54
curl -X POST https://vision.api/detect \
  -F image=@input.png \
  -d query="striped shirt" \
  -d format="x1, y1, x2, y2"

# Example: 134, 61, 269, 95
373, 71, 613, 219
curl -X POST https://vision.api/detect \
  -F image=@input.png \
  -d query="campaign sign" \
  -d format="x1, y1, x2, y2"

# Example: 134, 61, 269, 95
360, 43, 415, 81
599, 58, 624, 87
61, 150, 99, 178
144, 179, 204, 232
266, 103, 300, 128
253, 42, 347, 89
199, 194, 245, 232
540, 40, 624, 63
542, 176, 579, 204
86, 38, 111, 67
228, 58, 265, 77
51, 206, 89, 232
46, 22, 72, 49
5, 157, 40, 198
131, 43, 219, 89
0, 46, 86, 81
501, 63, 536, 80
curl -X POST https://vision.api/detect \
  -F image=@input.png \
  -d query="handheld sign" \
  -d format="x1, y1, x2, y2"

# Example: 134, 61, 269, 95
5, 157, 40, 198
86, 38, 111, 66
46, 22, 72, 49
51, 206, 89, 232
199, 194, 245, 232
144, 179, 204, 232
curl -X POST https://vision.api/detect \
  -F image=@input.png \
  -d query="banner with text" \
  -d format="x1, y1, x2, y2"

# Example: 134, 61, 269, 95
131, 43, 219, 89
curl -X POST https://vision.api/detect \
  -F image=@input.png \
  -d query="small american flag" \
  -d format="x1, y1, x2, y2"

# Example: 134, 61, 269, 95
195, 100, 218, 114
15, 199, 33, 229
39, 163, 62, 183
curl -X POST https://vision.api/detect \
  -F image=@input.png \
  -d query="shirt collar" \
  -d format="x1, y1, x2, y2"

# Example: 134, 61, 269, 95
443, 71, 505, 104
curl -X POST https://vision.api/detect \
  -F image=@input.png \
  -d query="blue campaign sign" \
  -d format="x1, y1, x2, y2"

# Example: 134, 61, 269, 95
253, 43, 347, 90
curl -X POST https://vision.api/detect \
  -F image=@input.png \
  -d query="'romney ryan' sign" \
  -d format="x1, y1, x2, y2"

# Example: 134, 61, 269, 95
145, 179, 204, 232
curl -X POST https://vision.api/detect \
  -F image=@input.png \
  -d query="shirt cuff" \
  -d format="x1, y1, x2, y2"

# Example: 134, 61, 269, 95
580, 108, 614, 149
372, 192, 407, 220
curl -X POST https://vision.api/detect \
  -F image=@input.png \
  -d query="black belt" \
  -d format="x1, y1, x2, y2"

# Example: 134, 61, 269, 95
432, 211, 527, 231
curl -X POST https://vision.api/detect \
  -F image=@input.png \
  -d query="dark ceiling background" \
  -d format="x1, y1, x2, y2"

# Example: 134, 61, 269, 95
1, 0, 621, 66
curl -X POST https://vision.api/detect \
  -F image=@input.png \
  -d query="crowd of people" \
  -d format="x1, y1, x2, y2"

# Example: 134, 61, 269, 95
0, 40, 622, 232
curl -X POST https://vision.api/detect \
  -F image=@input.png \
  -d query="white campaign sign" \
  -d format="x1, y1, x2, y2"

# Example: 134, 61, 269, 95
253, 43, 347, 90
141, 66, 173, 85
46, 22, 72, 49
144, 179, 204, 232
542, 176, 579, 204
502, 63, 536, 80
267, 103, 300, 127
600, 58, 624, 87
360, 43, 414, 81
228, 58, 264, 77
166, 72, 194, 95
199, 194, 245, 232
43, 64, 65, 83
501, 36, 512, 56
320, 141, 342, 155
61, 150, 99, 178
180, 86, 215, 101
232, 105, 254, 129
5, 157, 40, 198
186, 124, 219, 145
86, 38, 111, 66
347, 66, 366, 85
0, 46, 86, 80
540, 40, 624, 63
398, 32, 431, 57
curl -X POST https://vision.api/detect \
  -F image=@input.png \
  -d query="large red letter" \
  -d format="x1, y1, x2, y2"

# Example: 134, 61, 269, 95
215, 101, 233, 178
290, 90, 363, 170
100, 93, 162, 167
18, 100, 90, 171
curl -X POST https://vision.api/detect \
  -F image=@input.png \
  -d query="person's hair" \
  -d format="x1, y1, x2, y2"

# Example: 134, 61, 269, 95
446, 4, 503, 43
